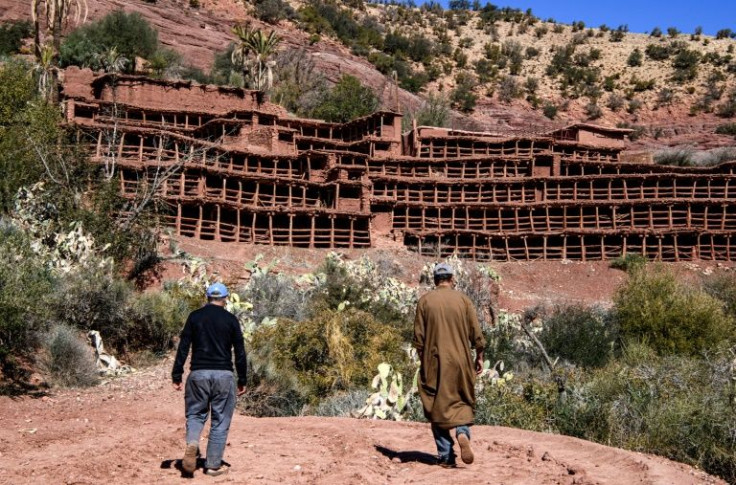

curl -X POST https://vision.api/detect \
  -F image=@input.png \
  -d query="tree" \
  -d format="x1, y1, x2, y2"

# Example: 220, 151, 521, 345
627, 48, 642, 67
310, 75, 378, 123
231, 24, 281, 91
59, 11, 158, 72
31, 0, 87, 101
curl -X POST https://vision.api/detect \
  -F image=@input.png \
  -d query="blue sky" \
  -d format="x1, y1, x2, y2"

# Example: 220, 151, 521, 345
438, 1, 736, 36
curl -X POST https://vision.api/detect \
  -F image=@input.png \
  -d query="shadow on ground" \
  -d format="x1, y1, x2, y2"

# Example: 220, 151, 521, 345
374, 445, 438, 465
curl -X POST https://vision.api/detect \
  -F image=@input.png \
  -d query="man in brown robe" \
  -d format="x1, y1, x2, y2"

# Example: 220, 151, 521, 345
413, 263, 486, 467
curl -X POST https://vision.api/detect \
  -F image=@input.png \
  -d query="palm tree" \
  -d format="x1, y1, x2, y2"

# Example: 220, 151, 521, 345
31, 44, 58, 101
231, 24, 281, 91
31, 0, 87, 101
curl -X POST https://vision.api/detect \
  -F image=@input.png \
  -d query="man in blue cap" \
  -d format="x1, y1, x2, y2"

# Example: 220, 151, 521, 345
413, 263, 486, 468
172, 282, 247, 476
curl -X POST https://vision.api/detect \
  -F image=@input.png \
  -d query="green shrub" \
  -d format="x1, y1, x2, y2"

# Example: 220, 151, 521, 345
542, 102, 558, 119
715, 122, 736, 136
613, 265, 735, 355
312, 389, 370, 416
253, 0, 295, 24
645, 43, 671, 61
450, 72, 477, 112
0, 20, 31, 56
497, 75, 521, 103
128, 291, 192, 354
249, 308, 408, 400
627, 48, 643, 67
559, 347, 736, 482
239, 272, 313, 326
60, 10, 159, 72
51, 268, 133, 353
671, 48, 701, 83
0, 61, 48, 212
0, 227, 54, 363
537, 304, 618, 367
654, 146, 695, 166
609, 253, 647, 272
650, 26, 662, 37
43, 325, 99, 388
584, 102, 602, 119
703, 271, 736, 319
717, 90, 736, 118
475, 376, 555, 431
413, 92, 450, 127
609, 25, 626, 42
716, 28, 734, 39
309, 74, 378, 123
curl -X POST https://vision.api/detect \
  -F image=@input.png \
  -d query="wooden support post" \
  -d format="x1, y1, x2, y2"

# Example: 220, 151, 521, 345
176, 203, 182, 235
215, 205, 221, 241
289, 214, 294, 246
269, 214, 274, 245
195, 205, 203, 239
235, 209, 241, 242
330, 216, 335, 247
310, 216, 316, 248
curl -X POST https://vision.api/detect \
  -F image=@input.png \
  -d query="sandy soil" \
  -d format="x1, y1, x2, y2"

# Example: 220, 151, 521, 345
0, 359, 724, 485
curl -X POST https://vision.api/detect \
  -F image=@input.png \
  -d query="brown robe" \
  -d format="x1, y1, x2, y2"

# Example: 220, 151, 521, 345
413, 286, 486, 429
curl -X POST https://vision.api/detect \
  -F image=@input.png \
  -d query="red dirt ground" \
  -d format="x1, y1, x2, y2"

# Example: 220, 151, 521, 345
0, 359, 725, 485
3, 237, 733, 485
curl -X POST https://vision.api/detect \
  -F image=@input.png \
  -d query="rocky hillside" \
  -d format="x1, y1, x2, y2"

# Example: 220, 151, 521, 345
4, 0, 736, 152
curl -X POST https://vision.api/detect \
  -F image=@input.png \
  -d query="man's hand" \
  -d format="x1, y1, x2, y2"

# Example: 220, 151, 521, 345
237, 385, 246, 397
173, 382, 183, 391
474, 349, 485, 375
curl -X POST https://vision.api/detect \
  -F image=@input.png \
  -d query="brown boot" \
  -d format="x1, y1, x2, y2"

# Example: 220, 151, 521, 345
457, 433, 474, 464
182, 442, 199, 474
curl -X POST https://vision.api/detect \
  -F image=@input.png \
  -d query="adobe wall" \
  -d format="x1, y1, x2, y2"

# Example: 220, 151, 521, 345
62, 73, 736, 261
577, 129, 625, 149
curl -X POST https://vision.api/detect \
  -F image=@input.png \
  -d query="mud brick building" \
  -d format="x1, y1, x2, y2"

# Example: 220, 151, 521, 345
62, 68, 736, 261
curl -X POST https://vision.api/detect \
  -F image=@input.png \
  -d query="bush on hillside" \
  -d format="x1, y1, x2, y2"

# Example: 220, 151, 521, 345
0, 20, 31, 56
50, 267, 133, 353
60, 10, 159, 72
536, 304, 618, 368
128, 291, 193, 354
609, 253, 646, 272
0, 227, 54, 365
253, 0, 295, 24
412, 92, 450, 128
612, 265, 735, 355
671, 48, 701, 83
715, 122, 736, 136
450, 72, 478, 112
0, 61, 49, 212
627, 48, 642, 67
249, 308, 409, 400
654, 146, 695, 166
43, 325, 99, 388
309, 75, 378, 123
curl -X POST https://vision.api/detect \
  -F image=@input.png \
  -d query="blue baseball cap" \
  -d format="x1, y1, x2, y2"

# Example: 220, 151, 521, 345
206, 282, 229, 298
433, 263, 454, 277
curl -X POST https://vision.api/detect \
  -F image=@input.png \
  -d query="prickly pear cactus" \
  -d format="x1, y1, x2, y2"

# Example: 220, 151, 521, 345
354, 362, 418, 421
475, 359, 514, 393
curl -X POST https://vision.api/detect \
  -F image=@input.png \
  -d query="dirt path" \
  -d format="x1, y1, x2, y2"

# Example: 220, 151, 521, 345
0, 360, 723, 485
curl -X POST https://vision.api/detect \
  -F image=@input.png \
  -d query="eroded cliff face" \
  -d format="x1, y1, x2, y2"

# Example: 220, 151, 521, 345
2, 0, 430, 117
4, 0, 736, 146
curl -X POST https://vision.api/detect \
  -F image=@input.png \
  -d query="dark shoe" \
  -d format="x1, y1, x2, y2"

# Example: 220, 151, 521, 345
457, 433, 474, 464
437, 456, 457, 468
182, 443, 199, 474
204, 466, 230, 477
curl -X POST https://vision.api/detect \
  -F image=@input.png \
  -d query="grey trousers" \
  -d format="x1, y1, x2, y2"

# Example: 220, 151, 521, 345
185, 369, 237, 469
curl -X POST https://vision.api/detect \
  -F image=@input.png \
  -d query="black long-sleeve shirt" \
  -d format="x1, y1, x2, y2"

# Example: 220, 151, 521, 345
171, 303, 248, 386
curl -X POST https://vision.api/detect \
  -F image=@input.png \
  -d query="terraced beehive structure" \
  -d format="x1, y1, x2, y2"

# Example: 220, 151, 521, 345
62, 68, 736, 261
